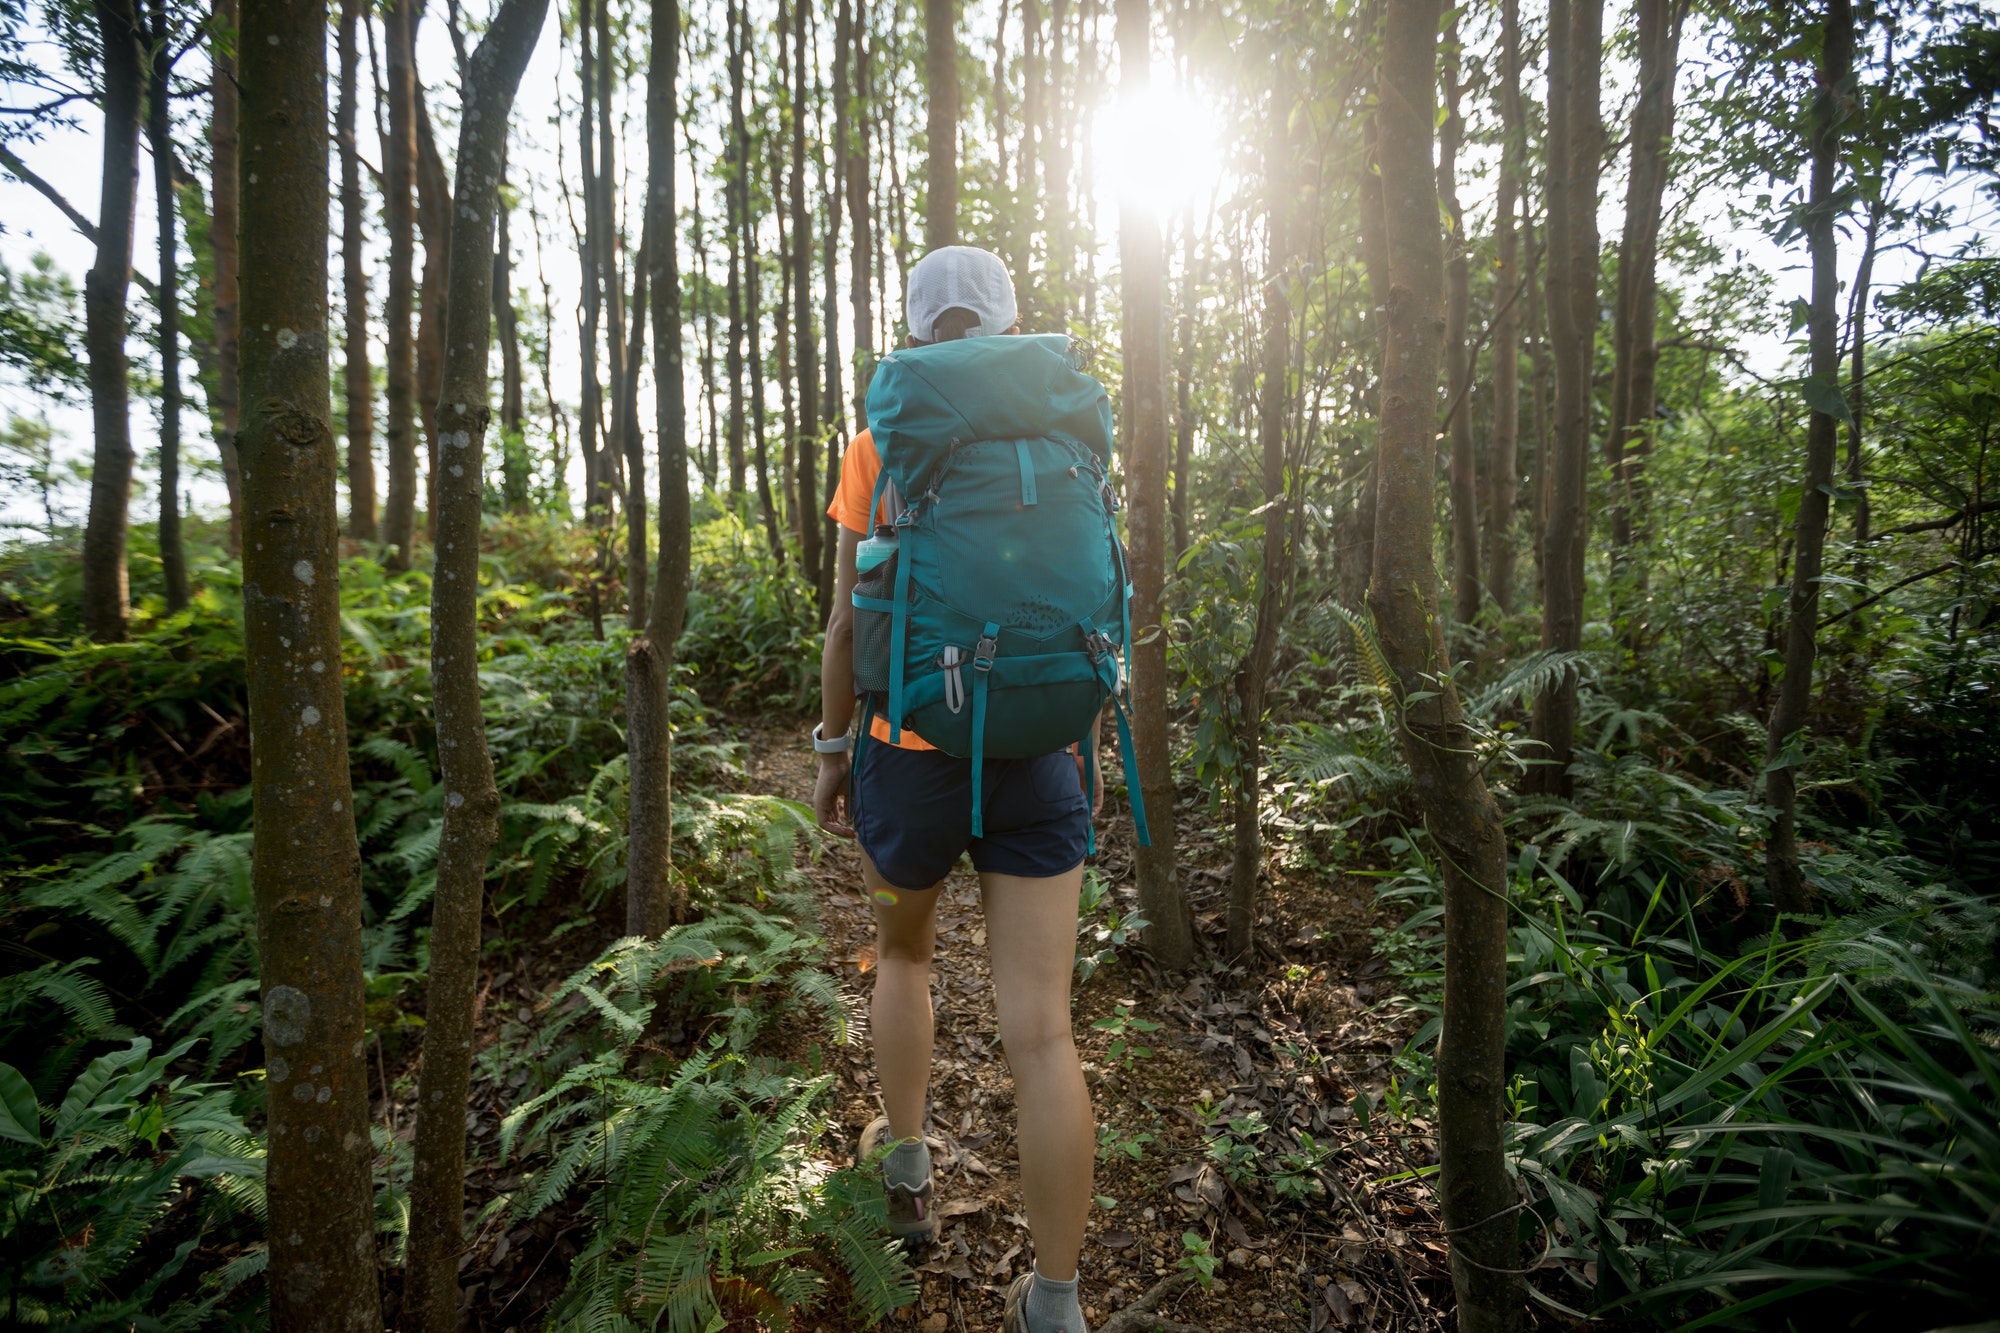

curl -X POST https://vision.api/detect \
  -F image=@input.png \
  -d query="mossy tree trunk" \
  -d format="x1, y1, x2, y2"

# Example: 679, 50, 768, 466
1373, 0, 1522, 1323
1485, 0, 1524, 615
238, 0, 381, 1321
399, 1, 550, 1326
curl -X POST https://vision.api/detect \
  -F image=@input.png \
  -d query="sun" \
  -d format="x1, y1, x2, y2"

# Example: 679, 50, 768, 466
1095, 81, 1226, 221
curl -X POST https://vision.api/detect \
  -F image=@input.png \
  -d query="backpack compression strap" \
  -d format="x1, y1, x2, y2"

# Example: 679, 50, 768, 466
1084, 620, 1152, 848
863, 463, 914, 744
969, 622, 999, 839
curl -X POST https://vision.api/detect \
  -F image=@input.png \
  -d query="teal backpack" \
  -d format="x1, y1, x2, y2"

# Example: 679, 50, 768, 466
851, 332, 1150, 846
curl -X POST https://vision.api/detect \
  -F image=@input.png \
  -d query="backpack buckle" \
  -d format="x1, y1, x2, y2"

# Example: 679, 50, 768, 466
973, 634, 999, 673
1084, 630, 1116, 664
940, 646, 966, 713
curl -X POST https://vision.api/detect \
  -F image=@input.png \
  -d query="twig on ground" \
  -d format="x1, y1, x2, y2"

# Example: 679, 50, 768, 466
1097, 1272, 1207, 1333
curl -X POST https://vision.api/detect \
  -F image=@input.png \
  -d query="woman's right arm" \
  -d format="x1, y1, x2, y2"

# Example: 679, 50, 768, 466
814, 525, 863, 836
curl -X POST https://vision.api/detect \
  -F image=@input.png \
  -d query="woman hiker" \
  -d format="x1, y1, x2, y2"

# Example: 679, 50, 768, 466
813, 245, 1104, 1333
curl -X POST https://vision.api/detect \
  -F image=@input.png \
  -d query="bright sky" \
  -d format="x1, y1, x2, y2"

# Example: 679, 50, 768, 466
0, 1, 1990, 537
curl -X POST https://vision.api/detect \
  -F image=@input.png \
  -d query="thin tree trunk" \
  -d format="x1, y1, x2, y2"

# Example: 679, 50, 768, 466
629, 0, 692, 937
1528, 0, 1600, 798
383, 0, 421, 567
817, 2, 843, 609
339, 0, 377, 541
415, 83, 452, 532
1605, 0, 1681, 565
145, 0, 187, 612
846, 0, 877, 418
1013, 0, 1041, 318
791, 0, 823, 602
1765, 0, 1852, 917
81, 0, 143, 642
1486, 0, 1523, 614
924, 0, 958, 248
1440, 17, 1478, 627
725, 0, 748, 496
496, 144, 530, 511
1225, 69, 1293, 965
1526, 215, 1550, 598
746, 113, 774, 554
595, 0, 626, 521
774, 91, 798, 553
1847, 188, 1885, 548
620, 218, 652, 628
1374, 0, 1522, 1323
1172, 220, 1194, 558
685, 78, 721, 492
238, 0, 381, 1316
209, 0, 243, 553
1115, 0, 1191, 971
1042, 0, 1072, 316
401, 3, 547, 1326
579, 0, 606, 519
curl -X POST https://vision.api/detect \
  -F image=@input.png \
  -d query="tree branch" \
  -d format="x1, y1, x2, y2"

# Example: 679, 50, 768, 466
0, 143, 160, 300
1817, 559, 1965, 629
1868, 497, 1996, 541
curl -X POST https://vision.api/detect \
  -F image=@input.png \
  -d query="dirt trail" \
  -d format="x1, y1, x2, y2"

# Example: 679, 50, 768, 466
742, 720, 1451, 1333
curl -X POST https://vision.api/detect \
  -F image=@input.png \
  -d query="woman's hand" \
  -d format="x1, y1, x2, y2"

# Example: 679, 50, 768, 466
814, 752, 856, 838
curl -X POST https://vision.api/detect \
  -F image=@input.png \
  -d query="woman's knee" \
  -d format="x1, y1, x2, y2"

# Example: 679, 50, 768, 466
996, 1004, 1076, 1066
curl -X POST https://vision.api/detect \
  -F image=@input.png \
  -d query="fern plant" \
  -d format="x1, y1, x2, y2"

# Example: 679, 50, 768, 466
496, 906, 909, 1332
0, 1038, 265, 1328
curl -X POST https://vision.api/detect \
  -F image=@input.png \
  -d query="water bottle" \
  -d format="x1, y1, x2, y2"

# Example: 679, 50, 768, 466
856, 527, 899, 573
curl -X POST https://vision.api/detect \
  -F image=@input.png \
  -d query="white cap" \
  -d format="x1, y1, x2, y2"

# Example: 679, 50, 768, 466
905, 246, 1019, 342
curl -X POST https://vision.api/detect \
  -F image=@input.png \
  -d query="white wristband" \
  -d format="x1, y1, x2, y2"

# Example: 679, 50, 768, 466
812, 723, 852, 754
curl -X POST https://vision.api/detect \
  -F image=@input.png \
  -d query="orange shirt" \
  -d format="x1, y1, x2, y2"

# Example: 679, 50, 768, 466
828, 430, 935, 751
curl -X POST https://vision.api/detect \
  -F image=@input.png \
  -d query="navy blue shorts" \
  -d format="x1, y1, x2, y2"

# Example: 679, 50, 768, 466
851, 742, 1090, 890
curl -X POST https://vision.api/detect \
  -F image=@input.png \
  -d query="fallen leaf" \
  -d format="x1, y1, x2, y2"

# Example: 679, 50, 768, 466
1323, 1281, 1356, 1325
1099, 1230, 1139, 1249
939, 1199, 985, 1219
920, 1315, 949, 1333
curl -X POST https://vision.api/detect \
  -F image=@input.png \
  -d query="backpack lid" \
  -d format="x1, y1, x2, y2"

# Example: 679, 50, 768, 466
865, 333, 1114, 501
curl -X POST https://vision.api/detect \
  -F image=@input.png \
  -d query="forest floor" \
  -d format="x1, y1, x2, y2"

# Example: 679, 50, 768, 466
410, 715, 1457, 1333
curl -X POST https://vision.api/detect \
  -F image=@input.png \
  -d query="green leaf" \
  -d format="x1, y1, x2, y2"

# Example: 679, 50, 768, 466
0, 1063, 39, 1145
1801, 373, 1856, 428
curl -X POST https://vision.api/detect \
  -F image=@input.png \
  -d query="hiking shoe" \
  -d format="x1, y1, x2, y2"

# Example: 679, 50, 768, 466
1001, 1271, 1091, 1333
859, 1115, 938, 1253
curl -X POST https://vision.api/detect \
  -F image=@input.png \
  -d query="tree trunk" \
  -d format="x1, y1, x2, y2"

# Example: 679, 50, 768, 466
924, 0, 958, 249
81, 0, 143, 642
338, 0, 377, 541
1172, 220, 1195, 558
1765, 0, 1853, 917
1114, 0, 1192, 971
629, 0, 692, 938
620, 218, 653, 629
400, 3, 547, 1326
1373, 1, 1523, 1324
1225, 71, 1292, 966
725, 0, 748, 496
238, 0, 381, 1317
209, 0, 244, 554
1440, 18, 1478, 628
791, 0, 823, 603
595, 0, 627, 523
846, 0, 877, 418
686, 86, 721, 492
1528, 0, 1600, 798
145, 0, 187, 612
1847, 187, 1885, 549
383, 0, 421, 567
1486, 0, 1523, 614
1605, 0, 1682, 567
579, 0, 606, 519
1013, 0, 1041, 319
495, 145, 529, 511
817, 1, 843, 611
1042, 0, 1072, 316
414, 84, 453, 532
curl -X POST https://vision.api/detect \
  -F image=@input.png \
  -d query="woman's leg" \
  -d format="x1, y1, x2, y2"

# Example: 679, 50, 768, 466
982, 866, 1092, 1282
863, 851, 943, 1141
